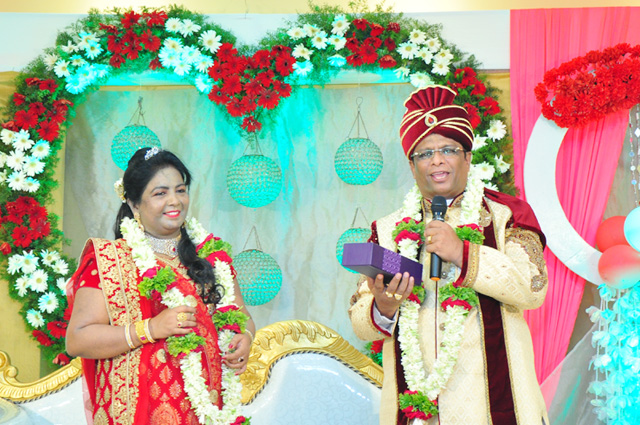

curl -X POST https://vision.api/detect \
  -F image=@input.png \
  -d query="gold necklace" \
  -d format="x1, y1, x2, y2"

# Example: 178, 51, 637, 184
145, 232, 181, 257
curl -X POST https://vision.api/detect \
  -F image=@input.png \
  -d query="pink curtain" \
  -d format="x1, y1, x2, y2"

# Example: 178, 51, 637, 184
510, 7, 640, 384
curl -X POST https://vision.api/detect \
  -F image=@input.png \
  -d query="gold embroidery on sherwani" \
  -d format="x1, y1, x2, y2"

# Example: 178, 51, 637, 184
505, 227, 547, 292
461, 242, 481, 288
92, 238, 142, 425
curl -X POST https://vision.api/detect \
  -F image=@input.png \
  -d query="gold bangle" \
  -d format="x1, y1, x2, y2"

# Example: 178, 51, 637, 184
245, 329, 254, 343
134, 320, 149, 344
124, 324, 135, 350
144, 318, 156, 344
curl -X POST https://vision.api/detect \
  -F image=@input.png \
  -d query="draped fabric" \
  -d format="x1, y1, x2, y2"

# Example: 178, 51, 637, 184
510, 7, 640, 385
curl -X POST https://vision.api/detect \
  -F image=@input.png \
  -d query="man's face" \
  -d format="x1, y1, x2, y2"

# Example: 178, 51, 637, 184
408, 133, 471, 200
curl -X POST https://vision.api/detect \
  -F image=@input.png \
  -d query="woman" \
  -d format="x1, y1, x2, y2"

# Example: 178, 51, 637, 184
66, 147, 254, 425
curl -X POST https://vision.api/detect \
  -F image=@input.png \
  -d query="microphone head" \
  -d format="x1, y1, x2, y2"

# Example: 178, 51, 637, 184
431, 195, 448, 216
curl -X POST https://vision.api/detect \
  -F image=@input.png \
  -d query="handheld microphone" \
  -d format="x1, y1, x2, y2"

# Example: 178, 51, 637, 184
430, 196, 448, 281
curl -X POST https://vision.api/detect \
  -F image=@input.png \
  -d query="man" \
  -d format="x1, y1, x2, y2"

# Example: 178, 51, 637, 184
349, 85, 549, 425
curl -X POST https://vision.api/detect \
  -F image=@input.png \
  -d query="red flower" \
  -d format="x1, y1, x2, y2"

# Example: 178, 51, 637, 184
470, 81, 487, 96
402, 406, 431, 421
345, 35, 360, 53
12, 226, 33, 248
109, 53, 126, 68
30, 217, 51, 238
441, 297, 473, 311
13, 93, 25, 105
149, 58, 163, 70
272, 80, 291, 98
386, 22, 401, 33
37, 120, 60, 141
478, 97, 500, 116
208, 88, 229, 105
360, 44, 378, 64
99, 23, 119, 34
226, 98, 246, 117
250, 49, 272, 69
221, 75, 243, 96
231, 416, 248, 425
53, 99, 73, 114
53, 353, 71, 366
206, 250, 234, 267
142, 267, 159, 279
196, 234, 215, 251
407, 293, 422, 304
63, 307, 72, 321
371, 339, 384, 353
255, 70, 275, 87
243, 80, 264, 97
240, 95, 257, 114
47, 321, 67, 339
14, 109, 39, 129
378, 55, 397, 69
396, 217, 418, 225
32, 330, 53, 346
123, 43, 142, 60
346, 53, 364, 67
0, 242, 11, 255
364, 36, 383, 49
458, 223, 481, 231
463, 103, 481, 129
384, 37, 396, 52
107, 35, 123, 54
140, 30, 161, 52
257, 88, 279, 110
121, 11, 141, 29
39, 79, 58, 93
216, 305, 239, 314
275, 55, 295, 77
29, 102, 47, 116
25, 77, 40, 86
222, 323, 242, 333
352, 18, 369, 31
393, 230, 421, 245
217, 43, 238, 61
369, 23, 384, 37
145, 10, 168, 27
242, 116, 262, 133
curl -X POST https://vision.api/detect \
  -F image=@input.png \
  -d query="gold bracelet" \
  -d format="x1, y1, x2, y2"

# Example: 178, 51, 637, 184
134, 320, 150, 344
143, 318, 156, 344
245, 328, 254, 343
124, 324, 135, 350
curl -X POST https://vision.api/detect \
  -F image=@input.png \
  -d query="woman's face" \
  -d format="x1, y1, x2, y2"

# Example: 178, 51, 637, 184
129, 166, 189, 239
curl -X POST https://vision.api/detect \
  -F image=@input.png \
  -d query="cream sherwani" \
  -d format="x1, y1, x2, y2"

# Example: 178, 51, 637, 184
349, 195, 549, 425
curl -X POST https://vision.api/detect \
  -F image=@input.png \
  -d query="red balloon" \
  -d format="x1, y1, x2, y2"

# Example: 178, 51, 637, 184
598, 244, 640, 289
596, 216, 629, 252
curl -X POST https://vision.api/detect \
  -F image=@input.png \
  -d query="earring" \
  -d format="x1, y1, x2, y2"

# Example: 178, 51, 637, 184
134, 212, 144, 232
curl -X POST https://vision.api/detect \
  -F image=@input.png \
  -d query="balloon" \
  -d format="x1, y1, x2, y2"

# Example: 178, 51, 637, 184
596, 216, 628, 252
598, 244, 640, 289
624, 207, 640, 252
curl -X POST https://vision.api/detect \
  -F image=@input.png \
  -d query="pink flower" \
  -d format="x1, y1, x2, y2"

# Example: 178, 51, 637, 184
394, 230, 421, 244
402, 406, 431, 421
395, 217, 418, 225
222, 323, 242, 333
441, 297, 473, 311
407, 293, 422, 304
206, 250, 233, 267
196, 234, 214, 251
142, 268, 158, 279
216, 305, 239, 314
458, 223, 482, 231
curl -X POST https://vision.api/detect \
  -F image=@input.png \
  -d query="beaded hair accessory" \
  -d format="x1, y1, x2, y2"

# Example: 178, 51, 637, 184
145, 146, 160, 160
114, 178, 126, 203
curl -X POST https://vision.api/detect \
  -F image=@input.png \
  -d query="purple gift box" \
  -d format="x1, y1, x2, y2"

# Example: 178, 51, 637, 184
341, 242, 423, 287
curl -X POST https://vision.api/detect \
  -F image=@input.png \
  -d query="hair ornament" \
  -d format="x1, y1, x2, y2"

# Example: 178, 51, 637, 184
114, 178, 126, 203
144, 146, 160, 160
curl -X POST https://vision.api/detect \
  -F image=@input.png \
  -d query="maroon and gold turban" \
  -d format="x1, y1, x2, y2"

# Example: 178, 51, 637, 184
400, 85, 474, 158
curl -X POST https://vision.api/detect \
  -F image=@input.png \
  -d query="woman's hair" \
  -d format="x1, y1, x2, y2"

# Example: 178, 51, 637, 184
113, 147, 222, 305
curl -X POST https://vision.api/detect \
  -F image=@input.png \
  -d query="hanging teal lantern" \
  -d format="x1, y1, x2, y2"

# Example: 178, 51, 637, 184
111, 124, 161, 170
334, 137, 383, 185
336, 227, 372, 272
226, 154, 283, 208
234, 249, 282, 306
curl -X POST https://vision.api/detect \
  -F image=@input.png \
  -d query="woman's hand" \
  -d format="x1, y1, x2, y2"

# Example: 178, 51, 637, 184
148, 305, 197, 340
222, 332, 252, 375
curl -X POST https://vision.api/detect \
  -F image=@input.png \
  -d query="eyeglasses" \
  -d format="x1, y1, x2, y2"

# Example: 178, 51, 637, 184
411, 147, 465, 161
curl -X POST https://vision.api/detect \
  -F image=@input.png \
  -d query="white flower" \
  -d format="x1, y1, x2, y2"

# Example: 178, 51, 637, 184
409, 29, 427, 45
26, 309, 45, 328
331, 15, 350, 36
409, 72, 434, 88
417, 48, 433, 65
487, 120, 507, 140
56, 277, 68, 293
173, 62, 192, 76
179, 19, 201, 37
292, 44, 312, 61
287, 27, 305, 40
7, 171, 27, 191
432, 61, 450, 76
52, 259, 68, 276
28, 269, 49, 293
85, 41, 103, 59
472, 136, 488, 151
1, 128, 15, 145
394, 66, 410, 79
23, 156, 45, 177
43, 53, 58, 70
194, 75, 213, 94
484, 182, 498, 191
292, 60, 313, 76
31, 140, 51, 159
163, 37, 183, 51
475, 162, 496, 180
435, 48, 454, 62
310, 30, 328, 50
53, 60, 71, 78
303, 24, 320, 37
38, 291, 59, 313
425, 37, 441, 52
397, 42, 418, 60
15, 276, 29, 297
70, 55, 87, 67
41, 250, 60, 266
328, 35, 347, 50
165, 17, 182, 33
495, 155, 511, 174
158, 48, 181, 68
13, 130, 33, 151
22, 251, 39, 274
180, 46, 200, 65
0, 152, 6, 168
7, 255, 23, 275
23, 177, 39, 193
195, 55, 214, 73
200, 30, 222, 54
60, 41, 78, 54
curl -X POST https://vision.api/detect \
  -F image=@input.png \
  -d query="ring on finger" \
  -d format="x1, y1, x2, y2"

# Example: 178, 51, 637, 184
177, 322, 183, 328
394, 293, 403, 301
427, 235, 432, 244
385, 291, 394, 298
239, 357, 244, 363
177, 312, 188, 322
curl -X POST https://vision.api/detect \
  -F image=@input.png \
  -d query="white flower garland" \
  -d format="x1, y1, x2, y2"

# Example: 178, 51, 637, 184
121, 216, 243, 425
396, 166, 484, 416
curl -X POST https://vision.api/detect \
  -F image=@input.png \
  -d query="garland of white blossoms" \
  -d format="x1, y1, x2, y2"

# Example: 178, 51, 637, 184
395, 166, 484, 422
120, 216, 244, 425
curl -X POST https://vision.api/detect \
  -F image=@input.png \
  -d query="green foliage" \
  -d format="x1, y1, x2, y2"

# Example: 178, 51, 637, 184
212, 308, 249, 332
455, 226, 485, 245
438, 283, 479, 307
166, 332, 206, 356
138, 266, 176, 298
398, 390, 438, 417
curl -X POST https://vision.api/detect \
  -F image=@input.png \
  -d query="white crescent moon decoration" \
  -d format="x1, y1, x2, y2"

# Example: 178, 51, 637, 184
523, 115, 603, 286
